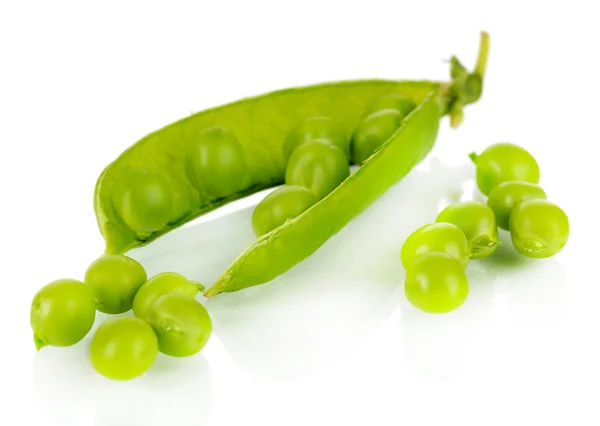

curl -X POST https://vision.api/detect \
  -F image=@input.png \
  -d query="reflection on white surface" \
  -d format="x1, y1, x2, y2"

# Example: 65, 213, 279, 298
33, 340, 94, 425
33, 314, 213, 426
398, 230, 567, 383
92, 354, 212, 426
130, 157, 473, 380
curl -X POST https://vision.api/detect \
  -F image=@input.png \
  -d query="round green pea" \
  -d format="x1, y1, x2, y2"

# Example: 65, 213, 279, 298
90, 316, 158, 381
146, 293, 212, 358
487, 181, 547, 230
84, 254, 147, 314
350, 109, 403, 165
510, 199, 569, 258
30, 279, 96, 350
401, 222, 469, 270
369, 94, 416, 116
285, 140, 349, 200
283, 116, 348, 160
404, 252, 469, 314
133, 272, 202, 321
186, 126, 250, 198
469, 142, 540, 195
436, 201, 499, 260
252, 185, 318, 237
113, 167, 174, 235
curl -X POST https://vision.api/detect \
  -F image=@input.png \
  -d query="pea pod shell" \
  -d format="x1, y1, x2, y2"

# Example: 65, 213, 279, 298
205, 92, 442, 296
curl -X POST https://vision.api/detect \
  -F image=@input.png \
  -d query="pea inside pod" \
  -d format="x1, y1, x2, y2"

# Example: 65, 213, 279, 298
436, 201, 499, 259
369, 94, 416, 116
185, 126, 251, 199
350, 109, 404, 165
285, 140, 350, 200
283, 116, 348, 160
113, 167, 174, 237
252, 186, 318, 237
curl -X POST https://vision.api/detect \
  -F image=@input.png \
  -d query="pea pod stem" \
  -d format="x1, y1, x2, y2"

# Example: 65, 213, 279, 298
441, 30, 490, 128
475, 31, 491, 77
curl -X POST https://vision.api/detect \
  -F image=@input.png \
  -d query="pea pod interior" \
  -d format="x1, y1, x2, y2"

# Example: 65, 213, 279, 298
95, 80, 440, 254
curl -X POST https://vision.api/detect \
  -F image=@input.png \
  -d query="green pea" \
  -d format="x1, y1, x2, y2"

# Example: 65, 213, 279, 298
186, 126, 250, 198
469, 142, 540, 195
487, 181, 546, 231
369, 94, 416, 116
133, 272, 202, 321
113, 167, 174, 235
401, 222, 469, 270
90, 316, 158, 380
285, 140, 349, 200
252, 185, 318, 237
436, 201, 499, 259
84, 254, 147, 314
510, 199, 569, 258
283, 116, 348, 160
350, 109, 403, 165
487, 181, 547, 230
146, 293, 212, 357
30, 279, 96, 350
404, 252, 469, 314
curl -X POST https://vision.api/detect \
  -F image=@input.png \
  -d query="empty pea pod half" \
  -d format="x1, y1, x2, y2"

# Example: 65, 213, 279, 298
94, 32, 490, 297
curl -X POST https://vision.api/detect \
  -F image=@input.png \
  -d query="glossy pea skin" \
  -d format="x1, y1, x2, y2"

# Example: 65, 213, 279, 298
30, 279, 96, 350
487, 181, 547, 230
147, 293, 212, 357
283, 116, 348, 160
350, 109, 403, 165
133, 272, 202, 321
369, 94, 416, 116
186, 126, 250, 198
404, 252, 469, 314
436, 201, 499, 259
113, 167, 174, 235
470, 143, 540, 195
285, 140, 350, 200
252, 185, 318, 237
510, 199, 569, 258
84, 254, 147, 314
401, 222, 469, 270
90, 316, 158, 380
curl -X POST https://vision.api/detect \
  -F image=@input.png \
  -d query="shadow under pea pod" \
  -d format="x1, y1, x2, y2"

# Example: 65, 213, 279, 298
130, 156, 473, 381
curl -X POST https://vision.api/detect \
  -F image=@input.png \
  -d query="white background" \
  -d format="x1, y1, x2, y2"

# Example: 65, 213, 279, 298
1, 1, 599, 425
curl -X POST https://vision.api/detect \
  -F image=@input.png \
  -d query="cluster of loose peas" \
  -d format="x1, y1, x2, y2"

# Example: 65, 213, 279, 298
251, 94, 416, 236
30, 255, 211, 380
401, 142, 570, 314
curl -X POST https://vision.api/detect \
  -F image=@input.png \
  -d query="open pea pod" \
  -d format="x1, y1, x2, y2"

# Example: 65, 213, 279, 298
94, 32, 490, 296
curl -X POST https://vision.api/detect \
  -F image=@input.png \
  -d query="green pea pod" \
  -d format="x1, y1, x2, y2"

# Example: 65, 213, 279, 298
94, 32, 490, 295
